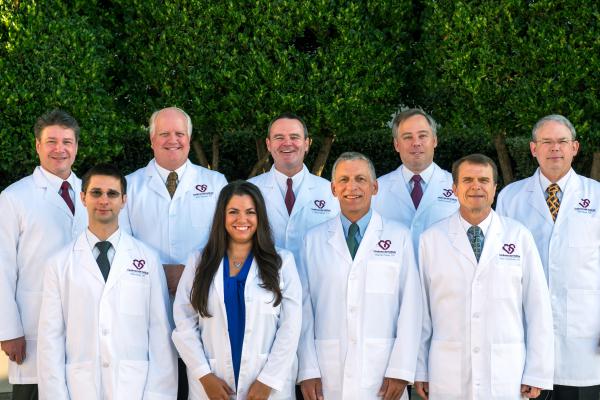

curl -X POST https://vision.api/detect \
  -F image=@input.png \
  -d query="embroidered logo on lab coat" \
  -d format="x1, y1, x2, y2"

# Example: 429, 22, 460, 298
193, 184, 215, 198
127, 258, 149, 276
374, 240, 396, 256
499, 243, 520, 263
575, 198, 596, 214
310, 199, 332, 214
437, 188, 457, 203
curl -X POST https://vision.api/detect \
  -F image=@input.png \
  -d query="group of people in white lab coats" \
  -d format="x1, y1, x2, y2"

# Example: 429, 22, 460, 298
1, 107, 599, 400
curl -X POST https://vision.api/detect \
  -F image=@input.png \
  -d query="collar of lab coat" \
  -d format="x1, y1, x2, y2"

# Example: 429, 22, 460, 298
33, 166, 82, 219
326, 209, 384, 264
263, 165, 319, 220
73, 231, 136, 291
145, 159, 198, 201
212, 256, 260, 322
447, 210, 502, 269
525, 168, 583, 229
388, 163, 451, 215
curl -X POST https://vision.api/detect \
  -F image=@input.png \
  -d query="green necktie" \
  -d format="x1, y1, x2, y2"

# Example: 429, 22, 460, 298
346, 223, 359, 259
467, 225, 484, 262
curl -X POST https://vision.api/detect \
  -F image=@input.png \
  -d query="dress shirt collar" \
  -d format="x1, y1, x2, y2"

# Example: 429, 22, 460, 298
401, 162, 435, 189
272, 164, 306, 198
459, 210, 493, 237
341, 208, 373, 241
154, 159, 188, 185
86, 228, 121, 265
39, 165, 75, 193
538, 168, 573, 200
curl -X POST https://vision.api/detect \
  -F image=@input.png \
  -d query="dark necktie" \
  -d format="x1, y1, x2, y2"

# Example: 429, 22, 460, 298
285, 177, 295, 215
96, 241, 111, 281
346, 223, 359, 259
166, 171, 178, 198
411, 175, 423, 209
467, 225, 484, 262
546, 183, 560, 222
60, 181, 75, 215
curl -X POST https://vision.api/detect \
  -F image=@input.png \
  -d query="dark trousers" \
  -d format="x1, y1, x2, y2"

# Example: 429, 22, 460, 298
11, 384, 38, 400
541, 384, 600, 400
177, 358, 189, 400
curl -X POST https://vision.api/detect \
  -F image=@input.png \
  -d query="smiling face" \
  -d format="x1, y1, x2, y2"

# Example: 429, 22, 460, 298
331, 159, 378, 222
36, 125, 78, 180
225, 194, 258, 245
266, 118, 310, 176
394, 114, 437, 174
530, 120, 579, 182
453, 162, 497, 225
81, 175, 126, 228
150, 108, 190, 171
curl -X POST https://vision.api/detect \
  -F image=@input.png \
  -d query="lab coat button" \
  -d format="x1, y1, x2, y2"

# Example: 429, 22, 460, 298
102, 362, 109, 368
473, 313, 480, 319
102, 329, 109, 335
473, 347, 480, 353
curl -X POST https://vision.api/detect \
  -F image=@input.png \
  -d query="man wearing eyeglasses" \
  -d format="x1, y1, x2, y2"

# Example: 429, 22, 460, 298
497, 115, 600, 400
38, 164, 177, 399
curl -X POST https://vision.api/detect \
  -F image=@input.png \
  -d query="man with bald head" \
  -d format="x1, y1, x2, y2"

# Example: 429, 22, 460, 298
120, 107, 227, 399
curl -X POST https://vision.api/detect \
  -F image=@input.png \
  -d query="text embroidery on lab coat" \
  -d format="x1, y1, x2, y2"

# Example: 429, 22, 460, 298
310, 199, 333, 214
436, 188, 457, 203
374, 240, 397, 257
193, 184, 215, 198
575, 198, 595, 214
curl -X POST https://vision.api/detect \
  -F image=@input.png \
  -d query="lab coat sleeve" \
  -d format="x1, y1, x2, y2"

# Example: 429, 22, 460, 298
520, 230, 554, 390
296, 236, 322, 382
415, 236, 432, 382
37, 257, 69, 400
384, 231, 422, 382
145, 251, 178, 399
257, 251, 302, 391
172, 253, 212, 381
0, 191, 24, 340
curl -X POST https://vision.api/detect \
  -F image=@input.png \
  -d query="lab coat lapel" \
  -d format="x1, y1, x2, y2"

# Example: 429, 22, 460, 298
173, 160, 195, 201
353, 211, 383, 265
104, 234, 135, 292
213, 259, 228, 323
146, 160, 171, 200
74, 234, 106, 285
477, 211, 502, 269
327, 217, 353, 263
527, 170, 554, 225
554, 171, 582, 230
416, 164, 445, 216
33, 167, 75, 218
448, 212, 478, 266
388, 167, 414, 211
291, 170, 315, 218
265, 168, 289, 221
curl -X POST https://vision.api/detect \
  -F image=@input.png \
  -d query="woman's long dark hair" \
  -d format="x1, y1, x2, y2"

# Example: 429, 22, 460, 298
190, 180, 283, 317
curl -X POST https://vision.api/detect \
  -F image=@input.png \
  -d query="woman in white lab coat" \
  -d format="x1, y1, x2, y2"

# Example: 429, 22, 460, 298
173, 180, 302, 400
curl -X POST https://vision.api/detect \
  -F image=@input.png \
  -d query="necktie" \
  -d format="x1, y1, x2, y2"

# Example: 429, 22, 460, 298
346, 223, 359, 259
60, 181, 75, 215
467, 225, 484, 262
96, 241, 111, 281
411, 175, 423, 209
166, 171, 178, 198
546, 183, 560, 222
285, 177, 295, 215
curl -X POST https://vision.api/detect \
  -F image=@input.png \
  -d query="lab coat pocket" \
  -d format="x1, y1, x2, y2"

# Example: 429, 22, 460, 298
492, 264, 522, 299
119, 281, 149, 316
490, 343, 525, 397
116, 360, 149, 400
568, 215, 600, 247
366, 261, 399, 294
66, 361, 96, 400
428, 340, 462, 396
361, 338, 394, 388
567, 289, 600, 338
315, 339, 341, 393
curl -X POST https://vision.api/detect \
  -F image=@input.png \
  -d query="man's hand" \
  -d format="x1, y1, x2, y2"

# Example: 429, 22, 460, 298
247, 380, 272, 400
199, 373, 234, 400
521, 384, 541, 398
414, 381, 429, 400
300, 378, 324, 400
163, 264, 185, 296
1, 336, 26, 364
378, 377, 408, 400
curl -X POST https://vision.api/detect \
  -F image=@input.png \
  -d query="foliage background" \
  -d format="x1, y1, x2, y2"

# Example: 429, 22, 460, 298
0, 0, 598, 191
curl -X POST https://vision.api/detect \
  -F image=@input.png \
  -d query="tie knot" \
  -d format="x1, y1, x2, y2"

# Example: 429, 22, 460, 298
348, 222, 359, 238
411, 175, 422, 184
61, 181, 71, 191
547, 183, 560, 195
286, 177, 293, 189
96, 241, 111, 255
167, 171, 178, 183
467, 225, 483, 238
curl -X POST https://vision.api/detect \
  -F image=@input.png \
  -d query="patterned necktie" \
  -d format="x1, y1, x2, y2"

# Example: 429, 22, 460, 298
96, 241, 111, 281
285, 177, 295, 215
346, 223, 359, 259
60, 181, 75, 215
166, 171, 178, 198
467, 225, 484, 262
411, 175, 423, 209
546, 183, 560, 222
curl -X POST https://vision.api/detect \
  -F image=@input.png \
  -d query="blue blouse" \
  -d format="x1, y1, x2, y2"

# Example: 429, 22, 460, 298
223, 252, 253, 387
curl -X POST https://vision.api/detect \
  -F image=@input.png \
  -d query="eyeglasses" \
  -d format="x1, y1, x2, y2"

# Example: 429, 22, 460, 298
87, 189, 122, 199
535, 139, 574, 147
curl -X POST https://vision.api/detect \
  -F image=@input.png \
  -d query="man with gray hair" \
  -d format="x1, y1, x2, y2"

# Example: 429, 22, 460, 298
497, 115, 600, 400
119, 106, 227, 399
373, 108, 458, 254
298, 151, 422, 400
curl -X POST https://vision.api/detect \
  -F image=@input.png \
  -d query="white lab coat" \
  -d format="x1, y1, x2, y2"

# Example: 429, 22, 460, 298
37, 231, 177, 400
496, 168, 600, 386
120, 159, 228, 265
0, 167, 87, 384
172, 248, 302, 399
373, 163, 459, 254
297, 211, 422, 400
248, 165, 339, 264
416, 211, 554, 400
